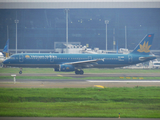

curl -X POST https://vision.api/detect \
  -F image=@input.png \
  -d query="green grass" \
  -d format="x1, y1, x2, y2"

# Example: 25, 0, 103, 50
0, 87, 160, 118
0, 68, 58, 74
84, 68, 160, 73
1, 76, 160, 80
0, 68, 160, 74
0, 76, 73, 80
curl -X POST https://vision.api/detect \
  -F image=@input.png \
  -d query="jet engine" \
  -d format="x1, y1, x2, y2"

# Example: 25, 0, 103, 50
55, 64, 75, 72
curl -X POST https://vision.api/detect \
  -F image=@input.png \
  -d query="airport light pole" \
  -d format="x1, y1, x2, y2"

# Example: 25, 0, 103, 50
125, 25, 127, 49
113, 28, 115, 51
15, 15, 19, 54
105, 20, 109, 51
7, 25, 9, 53
66, 9, 69, 53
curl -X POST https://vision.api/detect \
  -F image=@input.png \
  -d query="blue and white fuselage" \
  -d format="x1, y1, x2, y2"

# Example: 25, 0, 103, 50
3, 53, 155, 68
3, 34, 157, 74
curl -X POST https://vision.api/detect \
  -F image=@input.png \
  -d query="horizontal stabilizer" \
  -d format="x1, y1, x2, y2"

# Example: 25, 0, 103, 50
139, 56, 157, 61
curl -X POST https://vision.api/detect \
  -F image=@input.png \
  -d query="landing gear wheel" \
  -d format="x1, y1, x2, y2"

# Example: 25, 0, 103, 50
75, 69, 84, 75
19, 68, 23, 74
75, 70, 79, 74
80, 70, 84, 75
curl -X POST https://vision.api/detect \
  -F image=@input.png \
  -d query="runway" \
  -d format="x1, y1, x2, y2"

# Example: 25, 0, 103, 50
1, 73, 160, 77
0, 79, 160, 88
1, 72, 160, 88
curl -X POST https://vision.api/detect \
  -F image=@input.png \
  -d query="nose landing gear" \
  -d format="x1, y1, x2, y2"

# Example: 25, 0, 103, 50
19, 68, 22, 74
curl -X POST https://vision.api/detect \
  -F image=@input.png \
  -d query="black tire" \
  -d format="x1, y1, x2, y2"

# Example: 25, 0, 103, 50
75, 70, 79, 74
19, 71, 22, 74
75, 69, 84, 75
75, 71, 77, 74
80, 70, 84, 75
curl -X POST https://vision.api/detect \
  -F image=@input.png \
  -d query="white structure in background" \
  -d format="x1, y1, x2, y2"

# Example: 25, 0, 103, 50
152, 61, 160, 69
82, 47, 98, 54
54, 42, 132, 54
54, 42, 81, 53
118, 48, 129, 54
64, 44, 83, 54
151, 60, 160, 69
149, 59, 160, 69
0, 52, 5, 65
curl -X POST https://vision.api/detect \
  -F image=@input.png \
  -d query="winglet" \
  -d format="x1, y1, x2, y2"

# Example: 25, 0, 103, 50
131, 34, 154, 55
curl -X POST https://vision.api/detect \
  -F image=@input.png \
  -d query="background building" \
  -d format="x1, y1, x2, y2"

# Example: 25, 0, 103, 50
0, 1, 160, 54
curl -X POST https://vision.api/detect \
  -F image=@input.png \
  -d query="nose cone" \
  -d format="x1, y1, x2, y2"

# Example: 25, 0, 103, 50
2, 59, 8, 64
0, 58, 5, 63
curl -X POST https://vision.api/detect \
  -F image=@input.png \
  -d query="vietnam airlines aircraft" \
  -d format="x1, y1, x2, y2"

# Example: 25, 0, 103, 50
3, 34, 156, 74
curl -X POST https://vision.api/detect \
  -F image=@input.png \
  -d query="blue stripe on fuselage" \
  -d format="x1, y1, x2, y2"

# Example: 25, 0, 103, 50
3, 53, 155, 68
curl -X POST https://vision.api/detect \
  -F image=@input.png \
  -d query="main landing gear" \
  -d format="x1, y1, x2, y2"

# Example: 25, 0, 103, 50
75, 69, 84, 75
19, 68, 22, 74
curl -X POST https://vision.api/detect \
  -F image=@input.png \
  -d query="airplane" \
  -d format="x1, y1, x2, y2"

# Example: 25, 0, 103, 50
0, 52, 5, 63
3, 34, 156, 75
0, 39, 9, 63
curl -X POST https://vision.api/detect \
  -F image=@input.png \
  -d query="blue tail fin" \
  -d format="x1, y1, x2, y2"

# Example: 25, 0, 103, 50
3, 39, 9, 53
116, 40, 118, 54
131, 34, 154, 55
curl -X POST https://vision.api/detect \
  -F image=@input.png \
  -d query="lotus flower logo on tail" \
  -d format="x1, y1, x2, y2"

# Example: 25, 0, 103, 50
137, 41, 151, 53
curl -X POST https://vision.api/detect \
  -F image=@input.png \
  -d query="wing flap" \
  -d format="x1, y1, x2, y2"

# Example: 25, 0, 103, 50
64, 59, 103, 68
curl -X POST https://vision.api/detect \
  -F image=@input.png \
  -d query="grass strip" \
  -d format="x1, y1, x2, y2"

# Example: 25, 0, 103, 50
0, 102, 159, 118
0, 87, 160, 118
1, 76, 160, 80
0, 76, 73, 80
1, 68, 160, 74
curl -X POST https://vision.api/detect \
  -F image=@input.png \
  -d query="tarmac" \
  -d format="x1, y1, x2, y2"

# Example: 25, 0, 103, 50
0, 79, 160, 88
0, 73, 160, 88
1, 73, 160, 77
0, 77, 160, 88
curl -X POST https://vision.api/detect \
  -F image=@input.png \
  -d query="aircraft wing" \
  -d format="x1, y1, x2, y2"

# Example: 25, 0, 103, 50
64, 59, 103, 68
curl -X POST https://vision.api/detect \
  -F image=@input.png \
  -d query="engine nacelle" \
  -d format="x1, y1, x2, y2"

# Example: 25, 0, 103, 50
60, 64, 75, 72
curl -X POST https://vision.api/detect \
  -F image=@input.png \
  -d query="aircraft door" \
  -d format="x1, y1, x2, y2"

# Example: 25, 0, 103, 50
128, 55, 132, 63
50, 55, 54, 63
19, 55, 23, 62
88, 56, 92, 60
